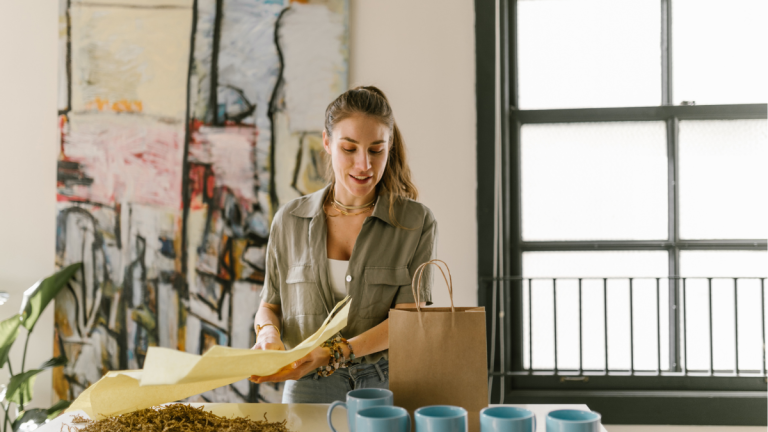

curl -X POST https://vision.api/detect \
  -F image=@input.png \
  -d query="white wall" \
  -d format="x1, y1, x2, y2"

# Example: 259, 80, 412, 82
0, 0, 478, 409
349, 0, 478, 309
0, 0, 59, 409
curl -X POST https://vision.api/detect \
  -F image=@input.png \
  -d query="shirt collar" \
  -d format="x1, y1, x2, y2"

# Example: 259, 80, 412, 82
289, 184, 330, 219
289, 184, 396, 227
370, 192, 394, 227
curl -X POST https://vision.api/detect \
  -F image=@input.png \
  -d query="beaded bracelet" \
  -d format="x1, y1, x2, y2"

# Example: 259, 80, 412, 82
316, 336, 357, 378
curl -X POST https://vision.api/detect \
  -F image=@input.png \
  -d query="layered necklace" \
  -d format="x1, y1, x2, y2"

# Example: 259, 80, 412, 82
326, 188, 376, 217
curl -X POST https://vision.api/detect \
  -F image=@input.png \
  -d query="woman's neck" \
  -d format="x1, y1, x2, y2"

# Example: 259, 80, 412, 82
332, 184, 377, 207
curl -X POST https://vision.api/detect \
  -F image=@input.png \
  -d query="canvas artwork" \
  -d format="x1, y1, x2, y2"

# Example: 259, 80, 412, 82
54, 0, 347, 404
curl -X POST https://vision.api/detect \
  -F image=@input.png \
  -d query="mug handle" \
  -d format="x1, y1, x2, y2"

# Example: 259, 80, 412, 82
532, 413, 537, 432
327, 401, 347, 432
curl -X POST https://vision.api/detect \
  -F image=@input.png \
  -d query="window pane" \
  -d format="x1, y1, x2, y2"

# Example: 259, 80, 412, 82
522, 122, 667, 241
673, 0, 768, 105
680, 250, 767, 278
680, 251, 767, 373
523, 251, 668, 371
679, 120, 768, 240
517, 0, 661, 109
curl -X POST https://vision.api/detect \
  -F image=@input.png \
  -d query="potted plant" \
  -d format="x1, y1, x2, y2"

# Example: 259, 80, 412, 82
0, 263, 81, 432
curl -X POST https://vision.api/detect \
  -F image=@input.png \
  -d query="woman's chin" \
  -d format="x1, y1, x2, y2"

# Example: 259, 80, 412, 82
340, 181, 375, 199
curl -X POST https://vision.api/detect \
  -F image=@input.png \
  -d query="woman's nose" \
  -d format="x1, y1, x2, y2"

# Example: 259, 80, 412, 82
355, 152, 371, 171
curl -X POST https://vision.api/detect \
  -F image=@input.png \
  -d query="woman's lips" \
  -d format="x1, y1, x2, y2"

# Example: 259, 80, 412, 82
349, 174, 372, 184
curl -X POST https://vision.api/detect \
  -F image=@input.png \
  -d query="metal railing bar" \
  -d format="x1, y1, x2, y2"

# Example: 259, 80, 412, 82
630, 278, 635, 375
604, 278, 609, 373
506, 369, 768, 374
657, 278, 662, 375
528, 278, 532, 374
486, 279, 497, 381
485, 276, 766, 379
553, 278, 558, 373
709, 278, 714, 376
500, 279, 506, 401
682, 278, 688, 375
734, 278, 739, 376
480, 276, 767, 281
578, 278, 583, 375
491, 370, 767, 377
762, 278, 766, 376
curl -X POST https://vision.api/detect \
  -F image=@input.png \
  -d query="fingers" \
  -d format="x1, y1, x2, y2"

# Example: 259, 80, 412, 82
251, 341, 269, 351
251, 370, 295, 384
251, 341, 286, 351
292, 356, 309, 369
250, 363, 298, 384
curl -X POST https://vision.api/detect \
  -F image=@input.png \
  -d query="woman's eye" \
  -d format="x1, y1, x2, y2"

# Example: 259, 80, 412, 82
342, 147, 355, 153
369, 149, 384, 154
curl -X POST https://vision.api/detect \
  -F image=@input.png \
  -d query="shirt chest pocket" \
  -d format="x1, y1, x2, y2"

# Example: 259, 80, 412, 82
359, 267, 412, 320
284, 265, 325, 316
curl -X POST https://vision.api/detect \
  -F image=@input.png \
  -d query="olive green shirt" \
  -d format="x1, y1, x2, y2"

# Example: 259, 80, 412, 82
260, 185, 437, 364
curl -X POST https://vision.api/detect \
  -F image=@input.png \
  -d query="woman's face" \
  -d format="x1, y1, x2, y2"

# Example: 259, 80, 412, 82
323, 113, 390, 202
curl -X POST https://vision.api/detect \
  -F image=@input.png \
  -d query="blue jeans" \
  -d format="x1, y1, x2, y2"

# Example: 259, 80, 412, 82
282, 360, 389, 403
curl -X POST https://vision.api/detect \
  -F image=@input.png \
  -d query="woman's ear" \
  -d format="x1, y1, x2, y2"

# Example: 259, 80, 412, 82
322, 129, 332, 155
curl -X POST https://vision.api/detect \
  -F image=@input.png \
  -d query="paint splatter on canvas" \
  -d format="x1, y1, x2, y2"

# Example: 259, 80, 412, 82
54, 0, 347, 404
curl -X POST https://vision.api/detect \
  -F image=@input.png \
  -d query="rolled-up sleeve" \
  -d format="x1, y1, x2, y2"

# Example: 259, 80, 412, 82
394, 208, 437, 306
260, 210, 282, 305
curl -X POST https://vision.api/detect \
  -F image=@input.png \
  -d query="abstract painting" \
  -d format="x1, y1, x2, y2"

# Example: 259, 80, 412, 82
54, 0, 347, 404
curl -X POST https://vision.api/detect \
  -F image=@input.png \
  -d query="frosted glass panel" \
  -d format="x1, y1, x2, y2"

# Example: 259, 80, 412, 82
679, 120, 768, 240
522, 122, 667, 241
680, 251, 767, 372
517, 0, 661, 109
523, 251, 669, 371
680, 251, 767, 278
673, 0, 768, 105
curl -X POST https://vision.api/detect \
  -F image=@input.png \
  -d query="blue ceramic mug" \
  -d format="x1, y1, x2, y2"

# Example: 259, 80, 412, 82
546, 409, 601, 432
328, 388, 394, 432
415, 405, 468, 432
355, 406, 411, 432
480, 406, 536, 432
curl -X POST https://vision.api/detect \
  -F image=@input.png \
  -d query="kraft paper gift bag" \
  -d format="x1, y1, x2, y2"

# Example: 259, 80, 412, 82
389, 260, 488, 432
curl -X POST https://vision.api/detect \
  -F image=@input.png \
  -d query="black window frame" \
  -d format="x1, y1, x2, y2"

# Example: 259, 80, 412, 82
476, 0, 768, 425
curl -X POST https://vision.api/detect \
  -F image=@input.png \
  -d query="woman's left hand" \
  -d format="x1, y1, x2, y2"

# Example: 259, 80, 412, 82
249, 345, 331, 384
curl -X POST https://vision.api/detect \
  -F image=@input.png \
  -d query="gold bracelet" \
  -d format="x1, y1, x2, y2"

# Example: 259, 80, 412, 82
255, 323, 281, 339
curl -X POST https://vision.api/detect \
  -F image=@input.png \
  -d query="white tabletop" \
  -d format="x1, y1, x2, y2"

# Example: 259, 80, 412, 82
41, 403, 607, 432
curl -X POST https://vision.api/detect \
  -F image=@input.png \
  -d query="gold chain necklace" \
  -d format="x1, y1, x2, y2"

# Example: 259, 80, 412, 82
326, 189, 376, 217
333, 198, 376, 211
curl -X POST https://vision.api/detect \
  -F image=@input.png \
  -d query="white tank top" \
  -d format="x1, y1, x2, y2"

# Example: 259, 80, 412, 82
328, 259, 349, 303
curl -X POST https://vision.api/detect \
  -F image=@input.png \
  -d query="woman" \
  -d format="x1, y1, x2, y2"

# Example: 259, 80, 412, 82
248, 86, 437, 403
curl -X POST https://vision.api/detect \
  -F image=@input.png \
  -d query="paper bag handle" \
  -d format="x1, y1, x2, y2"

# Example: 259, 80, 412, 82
411, 259, 454, 313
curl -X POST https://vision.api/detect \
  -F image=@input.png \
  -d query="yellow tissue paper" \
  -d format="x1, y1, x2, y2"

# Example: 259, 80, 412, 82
67, 298, 351, 419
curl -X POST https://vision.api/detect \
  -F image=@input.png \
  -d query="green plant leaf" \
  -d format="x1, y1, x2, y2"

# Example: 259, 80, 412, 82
6, 369, 42, 405
11, 408, 48, 432
38, 355, 67, 370
46, 399, 71, 420
0, 314, 21, 369
19, 262, 81, 331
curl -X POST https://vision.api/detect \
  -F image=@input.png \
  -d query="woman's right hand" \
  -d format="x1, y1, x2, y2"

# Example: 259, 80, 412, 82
251, 326, 285, 351
249, 328, 286, 383
251, 336, 285, 351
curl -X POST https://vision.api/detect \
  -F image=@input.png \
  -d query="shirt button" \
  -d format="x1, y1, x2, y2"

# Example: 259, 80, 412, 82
346, 275, 352, 282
